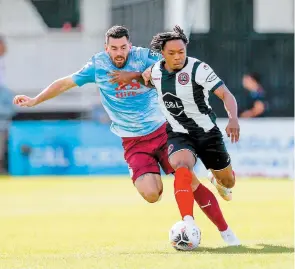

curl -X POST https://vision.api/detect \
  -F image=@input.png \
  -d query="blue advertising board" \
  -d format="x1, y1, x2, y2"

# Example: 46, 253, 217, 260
9, 121, 129, 176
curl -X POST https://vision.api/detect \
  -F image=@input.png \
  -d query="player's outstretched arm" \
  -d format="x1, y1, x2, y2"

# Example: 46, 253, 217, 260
14, 56, 96, 108
13, 76, 77, 107
214, 85, 240, 143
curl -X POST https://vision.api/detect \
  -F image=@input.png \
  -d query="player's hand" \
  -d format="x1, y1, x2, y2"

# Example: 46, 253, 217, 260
13, 95, 37, 107
108, 71, 135, 89
142, 67, 152, 86
225, 118, 240, 143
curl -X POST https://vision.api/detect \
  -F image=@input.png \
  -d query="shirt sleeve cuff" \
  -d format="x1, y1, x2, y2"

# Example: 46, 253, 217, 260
210, 81, 224, 92
71, 74, 83, 87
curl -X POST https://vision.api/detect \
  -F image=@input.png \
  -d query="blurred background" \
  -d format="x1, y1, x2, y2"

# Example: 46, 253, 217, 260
0, 0, 293, 178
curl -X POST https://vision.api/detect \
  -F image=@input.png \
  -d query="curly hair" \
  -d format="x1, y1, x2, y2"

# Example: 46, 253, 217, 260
150, 25, 188, 52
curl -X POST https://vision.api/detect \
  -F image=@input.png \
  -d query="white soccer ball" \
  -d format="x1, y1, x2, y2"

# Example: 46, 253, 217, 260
169, 221, 201, 251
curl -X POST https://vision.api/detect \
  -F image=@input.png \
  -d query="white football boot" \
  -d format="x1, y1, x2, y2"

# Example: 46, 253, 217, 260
220, 227, 241, 246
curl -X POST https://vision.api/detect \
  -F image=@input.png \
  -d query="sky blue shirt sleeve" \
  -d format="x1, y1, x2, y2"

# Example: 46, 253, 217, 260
140, 48, 162, 69
72, 57, 95, 86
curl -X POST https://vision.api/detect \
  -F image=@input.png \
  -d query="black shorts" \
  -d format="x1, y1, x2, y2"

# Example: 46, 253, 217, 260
167, 126, 231, 170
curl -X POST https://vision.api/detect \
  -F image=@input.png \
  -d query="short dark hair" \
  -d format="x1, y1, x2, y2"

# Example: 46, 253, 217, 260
105, 25, 130, 43
247, 72, 261, 84
150, 25, 188, 52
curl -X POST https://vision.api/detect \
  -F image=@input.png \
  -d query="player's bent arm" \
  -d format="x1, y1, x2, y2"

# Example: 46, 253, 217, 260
34, 76, 77, 106
214, 85, 238, 120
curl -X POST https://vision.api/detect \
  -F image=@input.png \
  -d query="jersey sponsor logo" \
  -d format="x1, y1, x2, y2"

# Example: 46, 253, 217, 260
206, 71, 217, 82
115, 80, 141, 98
178, 72, 190, 85
163, 92, 184, 116
165, 101, 183, 109
148, 50, 161, 60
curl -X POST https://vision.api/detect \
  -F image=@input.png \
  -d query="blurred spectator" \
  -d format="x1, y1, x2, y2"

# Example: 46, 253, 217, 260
0, 36, 15, 173
240, 72, 268, 118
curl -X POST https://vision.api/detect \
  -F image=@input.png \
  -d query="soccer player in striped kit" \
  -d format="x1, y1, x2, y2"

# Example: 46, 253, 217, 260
13, 25, 239, 245
140, 26, 240, 245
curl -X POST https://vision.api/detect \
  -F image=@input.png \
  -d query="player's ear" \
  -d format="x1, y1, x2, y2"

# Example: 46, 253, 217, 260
104, 43, 108, 51
129, 42, 132, 49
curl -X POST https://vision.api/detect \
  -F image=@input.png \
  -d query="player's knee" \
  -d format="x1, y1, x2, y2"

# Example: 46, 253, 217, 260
218, 174, 235, 188
173, 161, 194, 171
225, 177, 235, 188
143, 189, 161, 203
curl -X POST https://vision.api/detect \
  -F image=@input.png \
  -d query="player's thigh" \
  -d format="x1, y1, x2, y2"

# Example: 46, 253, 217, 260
167, 133, 197, 170
125, 149, 163, 202
134, 173, 163, 203
126, 151, 161, 182
157, 137, 200, 190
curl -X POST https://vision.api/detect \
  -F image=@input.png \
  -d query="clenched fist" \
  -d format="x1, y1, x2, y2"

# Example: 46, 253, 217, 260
13, 95, 37, 107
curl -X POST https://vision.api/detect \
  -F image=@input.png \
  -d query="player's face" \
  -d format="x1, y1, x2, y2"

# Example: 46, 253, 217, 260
162, 40, 187, 71
105, 37, 131, 68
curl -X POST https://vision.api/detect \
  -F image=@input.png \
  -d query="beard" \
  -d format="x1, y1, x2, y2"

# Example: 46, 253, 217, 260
112, 56, 127, 68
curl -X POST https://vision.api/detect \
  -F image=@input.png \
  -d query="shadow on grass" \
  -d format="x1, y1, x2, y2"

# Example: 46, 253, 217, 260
118, 244, 294, 255
194, 244, 294, 254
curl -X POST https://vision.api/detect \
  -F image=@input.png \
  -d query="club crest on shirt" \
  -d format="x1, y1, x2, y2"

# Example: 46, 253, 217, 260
178, 72, 190, 85
168, 144, 174, 155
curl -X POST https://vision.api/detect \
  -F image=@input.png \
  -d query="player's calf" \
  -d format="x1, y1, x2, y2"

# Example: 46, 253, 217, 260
191, 172, 201, 192
212, 166, 235, 189
169, 149, 196, 220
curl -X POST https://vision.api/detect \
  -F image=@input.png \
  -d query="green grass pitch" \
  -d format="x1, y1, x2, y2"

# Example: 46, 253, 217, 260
0, 176, 293, 269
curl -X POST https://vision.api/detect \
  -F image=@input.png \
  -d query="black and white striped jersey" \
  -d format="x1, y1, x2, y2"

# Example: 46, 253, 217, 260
151, 57, 224, 135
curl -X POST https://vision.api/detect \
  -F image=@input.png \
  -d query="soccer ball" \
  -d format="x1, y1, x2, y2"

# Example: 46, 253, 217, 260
169, 221, 201, 251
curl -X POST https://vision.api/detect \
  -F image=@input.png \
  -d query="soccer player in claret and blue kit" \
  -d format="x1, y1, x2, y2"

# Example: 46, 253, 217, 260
13, 25, 239, 246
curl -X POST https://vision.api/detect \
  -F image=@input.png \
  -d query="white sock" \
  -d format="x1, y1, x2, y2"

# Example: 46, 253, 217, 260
183, 215, 194, 223
220, 227, 230, 235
